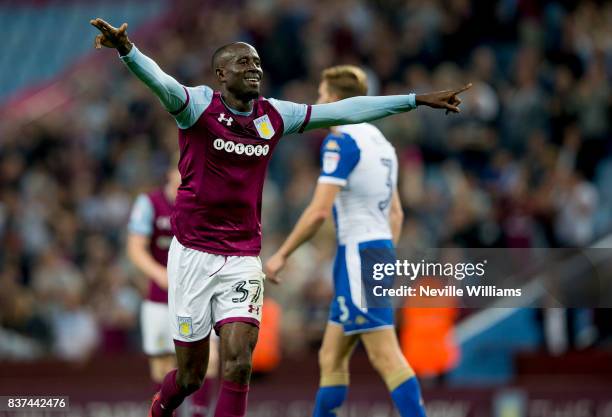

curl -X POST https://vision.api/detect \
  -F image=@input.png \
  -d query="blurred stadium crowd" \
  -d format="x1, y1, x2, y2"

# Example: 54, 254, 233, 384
0, 0, 610, 366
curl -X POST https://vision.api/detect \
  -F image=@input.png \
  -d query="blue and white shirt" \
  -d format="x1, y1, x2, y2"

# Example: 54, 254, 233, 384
318, 123, 398, 245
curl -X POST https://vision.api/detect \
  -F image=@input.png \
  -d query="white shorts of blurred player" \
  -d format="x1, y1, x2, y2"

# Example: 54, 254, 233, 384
141, 295, 221, 356
141, 300, 175, 356
167, 237, 265, 343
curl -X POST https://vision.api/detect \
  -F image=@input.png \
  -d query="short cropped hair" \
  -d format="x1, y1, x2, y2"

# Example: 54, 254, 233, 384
321, 65, 368, 99
211, 42, 240, 71
211, 41, 254, 72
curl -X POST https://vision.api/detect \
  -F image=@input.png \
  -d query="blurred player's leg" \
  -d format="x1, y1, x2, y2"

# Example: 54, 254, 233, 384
361, 329, 426, 417
151, 338, 210, 417
214, 322, 258, 417
141, 300, 178, 393
149, 355, 176, 392
190, 336, 219, 417
313, 322, 359, 417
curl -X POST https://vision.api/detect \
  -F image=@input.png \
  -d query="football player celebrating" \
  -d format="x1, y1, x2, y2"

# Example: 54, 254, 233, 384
91, 18, 469, 417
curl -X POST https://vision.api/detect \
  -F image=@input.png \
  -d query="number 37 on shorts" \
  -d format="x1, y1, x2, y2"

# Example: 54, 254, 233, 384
168, 238, 265, 342
232, 279, 263, 306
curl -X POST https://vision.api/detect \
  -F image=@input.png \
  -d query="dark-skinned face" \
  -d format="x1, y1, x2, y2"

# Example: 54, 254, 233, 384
216, 44, 263, 101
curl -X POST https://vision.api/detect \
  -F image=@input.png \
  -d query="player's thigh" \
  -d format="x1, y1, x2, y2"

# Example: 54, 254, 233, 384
318, 321, 359, 374
218, 321, 259, 382
218, 321, 259, 359
211, 255, 264, 382
360, 328, 409, 375
211, 255, 265, 334
149, 354, 177, 382
175, 337, 210, 385
167, 237, 217, 343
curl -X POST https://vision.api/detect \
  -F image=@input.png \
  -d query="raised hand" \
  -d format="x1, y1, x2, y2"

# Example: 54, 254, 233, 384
416, 83, 472, 114
90, 18, 132, 55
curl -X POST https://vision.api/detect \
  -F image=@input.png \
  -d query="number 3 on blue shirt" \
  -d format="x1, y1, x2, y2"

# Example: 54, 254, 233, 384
378, 158, 393, 211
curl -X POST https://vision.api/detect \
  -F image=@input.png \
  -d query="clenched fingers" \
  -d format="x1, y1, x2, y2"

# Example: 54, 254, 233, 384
445, 104, 460, 113
94, 34, 104, 49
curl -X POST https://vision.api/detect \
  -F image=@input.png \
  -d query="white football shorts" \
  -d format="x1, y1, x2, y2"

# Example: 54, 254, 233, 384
141, 300, 175, 356
167, 237, 265, 343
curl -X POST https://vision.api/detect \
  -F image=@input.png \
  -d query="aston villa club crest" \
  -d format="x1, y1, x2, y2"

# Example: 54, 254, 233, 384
178, 316, 193, 337
253, 114, 275, 140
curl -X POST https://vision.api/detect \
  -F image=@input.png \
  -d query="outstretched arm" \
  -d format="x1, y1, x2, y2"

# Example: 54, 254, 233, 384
264, 183, 340, 283
90, 18, 187, 114
304, 84, 472, 131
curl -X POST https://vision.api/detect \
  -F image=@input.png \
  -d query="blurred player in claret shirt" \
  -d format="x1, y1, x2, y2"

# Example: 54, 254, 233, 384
264, 67, 428, 417
91, 17, 469, 417
127, 155, 218, 417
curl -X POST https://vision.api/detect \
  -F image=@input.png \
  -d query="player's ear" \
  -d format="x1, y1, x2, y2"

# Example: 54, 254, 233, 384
215, 67, 225, 81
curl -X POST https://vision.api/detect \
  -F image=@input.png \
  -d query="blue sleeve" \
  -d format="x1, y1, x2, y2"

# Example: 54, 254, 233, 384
128, 194, 154, 236
305, 94, 416, 131
267, 98, 311, 135
318, 133, 361, 187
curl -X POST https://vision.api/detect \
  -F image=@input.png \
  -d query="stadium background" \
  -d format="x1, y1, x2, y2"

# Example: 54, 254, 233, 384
1, 0, 611, 416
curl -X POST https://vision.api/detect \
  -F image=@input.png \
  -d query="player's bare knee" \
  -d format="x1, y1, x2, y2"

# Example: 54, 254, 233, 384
176, 357, 206, 395
218, 322, 258, 383
222, 352, 252, 383
318, 348, 334, 373
366, 347, 397, 375
318, 346, 347, 374
176, 369, 204, 395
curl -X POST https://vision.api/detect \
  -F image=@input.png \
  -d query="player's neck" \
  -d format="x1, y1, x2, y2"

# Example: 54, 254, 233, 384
221, 92, 254, 113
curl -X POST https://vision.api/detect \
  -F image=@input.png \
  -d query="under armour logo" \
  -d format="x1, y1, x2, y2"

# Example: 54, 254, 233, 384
248, 305, 260, 314
218, 113, 233, 126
